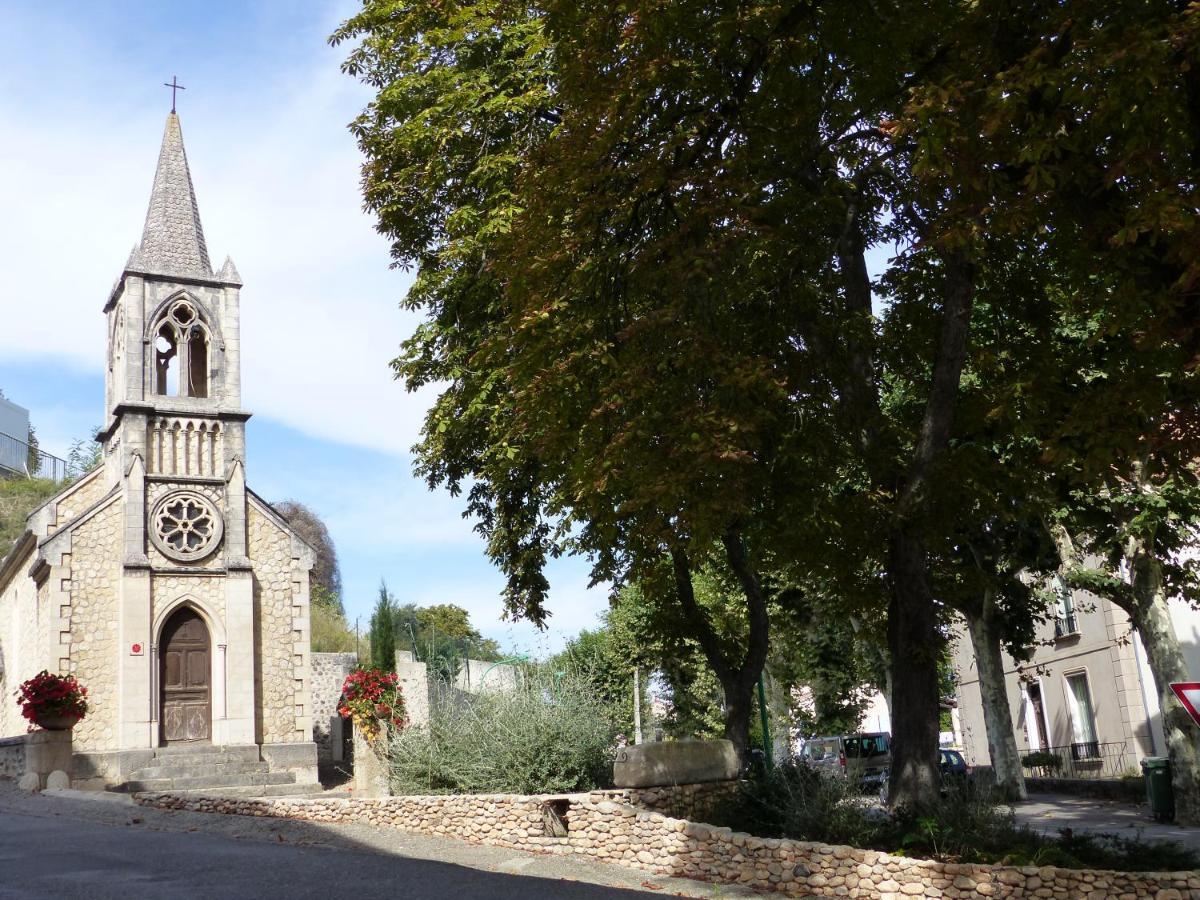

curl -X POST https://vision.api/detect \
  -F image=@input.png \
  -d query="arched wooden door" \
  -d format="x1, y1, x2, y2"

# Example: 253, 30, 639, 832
160, 608, 211, 744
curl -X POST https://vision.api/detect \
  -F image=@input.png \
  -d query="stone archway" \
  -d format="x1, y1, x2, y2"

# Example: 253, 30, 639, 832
159, 607, 211, 744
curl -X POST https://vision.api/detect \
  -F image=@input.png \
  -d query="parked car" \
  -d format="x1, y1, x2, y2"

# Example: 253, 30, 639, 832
799, 735, 845, 774
844, 732, 892, 787
877, 748, 974, 804
800, 732, 892, 787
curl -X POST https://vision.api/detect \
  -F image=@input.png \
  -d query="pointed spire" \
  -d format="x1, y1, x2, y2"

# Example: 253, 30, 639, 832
217, 255, 242, 286
133, 112, 212, 278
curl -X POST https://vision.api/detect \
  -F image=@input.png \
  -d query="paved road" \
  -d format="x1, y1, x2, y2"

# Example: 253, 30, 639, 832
0, 807, 655, 900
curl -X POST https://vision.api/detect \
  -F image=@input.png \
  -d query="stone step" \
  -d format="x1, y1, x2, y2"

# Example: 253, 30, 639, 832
125, 771, 298, 793
168, 782, 325, 799
130, 760, 271, 781
152, 745, 261, 764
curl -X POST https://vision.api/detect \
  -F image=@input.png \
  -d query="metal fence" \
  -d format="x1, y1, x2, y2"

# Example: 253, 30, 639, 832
0, 431, 72, 483
1021, 741, 1134, 779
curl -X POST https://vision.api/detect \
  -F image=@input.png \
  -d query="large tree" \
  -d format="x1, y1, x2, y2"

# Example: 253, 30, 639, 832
274, 499, 343, 610
333, 0, 1200, 808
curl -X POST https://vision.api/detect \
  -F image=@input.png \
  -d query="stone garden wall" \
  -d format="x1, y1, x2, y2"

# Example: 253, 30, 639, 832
0, 735, 25, 781
134, 787, 1200, 899
310, 652, 357, 761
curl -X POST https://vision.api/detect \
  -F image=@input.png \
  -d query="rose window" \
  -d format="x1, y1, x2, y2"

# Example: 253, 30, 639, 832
150, 491, 223, 562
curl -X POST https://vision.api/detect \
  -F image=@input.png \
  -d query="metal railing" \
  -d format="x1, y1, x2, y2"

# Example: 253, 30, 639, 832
1054, 613, 1079, 638
1022, 741, 1133, 779
0, 431, 72, 483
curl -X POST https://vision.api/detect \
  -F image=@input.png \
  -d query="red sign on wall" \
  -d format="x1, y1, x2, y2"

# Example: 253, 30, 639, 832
1170, 683, 1200, 727
130, 642, 144, 656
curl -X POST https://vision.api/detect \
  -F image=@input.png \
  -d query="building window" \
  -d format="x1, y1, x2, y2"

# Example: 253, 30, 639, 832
1064, 671, 1099, 758
1053, 576, 1078, 638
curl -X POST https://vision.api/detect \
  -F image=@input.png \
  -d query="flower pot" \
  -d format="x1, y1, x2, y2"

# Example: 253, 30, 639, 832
34, 713, 80, 731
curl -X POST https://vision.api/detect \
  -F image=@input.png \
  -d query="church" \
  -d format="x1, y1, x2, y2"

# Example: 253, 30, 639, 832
0, 112, 319, 791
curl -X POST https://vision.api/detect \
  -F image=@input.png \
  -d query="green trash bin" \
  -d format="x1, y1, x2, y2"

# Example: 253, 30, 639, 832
1141, 757, 1175, 823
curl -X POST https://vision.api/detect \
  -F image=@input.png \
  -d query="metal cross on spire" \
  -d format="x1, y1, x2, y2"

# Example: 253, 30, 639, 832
163, 76, 186, 114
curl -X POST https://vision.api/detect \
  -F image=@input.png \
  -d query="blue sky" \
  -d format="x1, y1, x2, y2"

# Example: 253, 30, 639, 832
0, 1, 608, 653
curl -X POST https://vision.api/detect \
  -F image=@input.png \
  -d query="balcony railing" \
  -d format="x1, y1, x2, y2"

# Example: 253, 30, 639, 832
1054, 613, 1079, 638
1022, 741, 1133, 780
0, 431, 73, 483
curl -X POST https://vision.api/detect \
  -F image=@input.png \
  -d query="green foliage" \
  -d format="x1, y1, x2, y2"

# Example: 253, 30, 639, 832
393, 601, 502, 682
66, 430, 102, 477
334, 0, 1200, 807
311, 602, 357, 653
718, 760, 878, 850
550, 626, 644, 739
388, 665, 615, 795
1020, 751, 1063, 771
0, 477, 59, 551
274, 500, 343, 608
720, 766, 1199, 871
369, 580, 397, 671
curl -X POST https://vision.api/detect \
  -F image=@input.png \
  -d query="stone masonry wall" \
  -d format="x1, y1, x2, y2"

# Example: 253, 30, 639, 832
311, 652, 356, 760
249, 505, 303, 744
69, 501, 122, 753
0, 736, 25, 780
622, 781, 739, 823
152, 574, 227, 627
135, 788, 1200, 899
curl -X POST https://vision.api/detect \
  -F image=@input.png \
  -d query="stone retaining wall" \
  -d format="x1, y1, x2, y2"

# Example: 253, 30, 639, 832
0, 735, 25, 781
134, 789, 1200, 898
620, 781, 739, 823
310, 652, 357, 761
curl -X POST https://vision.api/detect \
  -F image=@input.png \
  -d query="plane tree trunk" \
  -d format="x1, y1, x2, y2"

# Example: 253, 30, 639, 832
961, 589, 1027, 801
1125, 542, 1200, 826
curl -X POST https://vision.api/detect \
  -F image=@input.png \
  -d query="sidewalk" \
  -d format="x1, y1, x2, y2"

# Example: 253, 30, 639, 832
1011, 792, 1200, 851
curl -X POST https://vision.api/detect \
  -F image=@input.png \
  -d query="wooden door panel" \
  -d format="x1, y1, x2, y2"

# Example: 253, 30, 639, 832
160, 609, 211, 744
185, 649, 208, 688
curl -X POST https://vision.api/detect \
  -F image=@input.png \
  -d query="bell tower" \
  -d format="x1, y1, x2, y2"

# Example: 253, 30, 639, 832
100, 111, 251, 571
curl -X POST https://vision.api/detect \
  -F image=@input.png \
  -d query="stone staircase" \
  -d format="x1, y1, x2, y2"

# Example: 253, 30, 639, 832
117, 745, 320, 798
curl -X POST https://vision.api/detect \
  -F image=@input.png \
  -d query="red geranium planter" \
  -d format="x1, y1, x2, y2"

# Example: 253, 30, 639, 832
17, 671, 89, 732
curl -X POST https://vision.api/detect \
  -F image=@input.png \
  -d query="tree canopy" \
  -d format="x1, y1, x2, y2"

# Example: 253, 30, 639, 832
334, 0, 1200, 808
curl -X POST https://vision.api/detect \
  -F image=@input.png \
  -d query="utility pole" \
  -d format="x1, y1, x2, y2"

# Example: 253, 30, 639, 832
633, 667, 643, 745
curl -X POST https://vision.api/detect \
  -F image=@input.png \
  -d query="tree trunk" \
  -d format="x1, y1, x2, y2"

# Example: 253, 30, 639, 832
962, 592, 1027, 801
886, 528, 944, 812
885, 251, 975, 813
670, 536, 771, 766
721, 674, 757, 763
1127, 547, 1200, 825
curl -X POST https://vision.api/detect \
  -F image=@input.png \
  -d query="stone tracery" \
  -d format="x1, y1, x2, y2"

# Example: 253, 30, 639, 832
150, 490, 224, 562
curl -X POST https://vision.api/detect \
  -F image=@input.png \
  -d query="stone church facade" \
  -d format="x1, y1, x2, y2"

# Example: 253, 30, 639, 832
0, 113, 318, 788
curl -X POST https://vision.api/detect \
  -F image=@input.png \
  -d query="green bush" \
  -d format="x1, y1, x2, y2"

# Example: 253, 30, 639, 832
0, 478, 60, 549
1020, 750, 1063, 771
387, 664, 616, 795
715, 760, 878, 849
716, 763, 1198, 872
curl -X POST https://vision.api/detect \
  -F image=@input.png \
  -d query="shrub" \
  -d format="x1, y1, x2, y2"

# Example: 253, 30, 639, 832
1020, 750, 1063, 771
714, 761, 880, 848
717, 766, 1199, 872
388, 664, 615, 795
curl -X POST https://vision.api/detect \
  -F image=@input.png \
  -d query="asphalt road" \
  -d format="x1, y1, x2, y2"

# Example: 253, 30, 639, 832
0, 809, 652, 900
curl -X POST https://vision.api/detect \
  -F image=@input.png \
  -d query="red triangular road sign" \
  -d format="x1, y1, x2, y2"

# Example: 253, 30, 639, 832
1170, 683, 1200, 727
